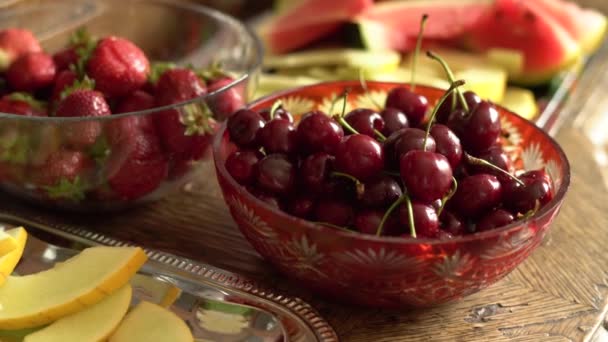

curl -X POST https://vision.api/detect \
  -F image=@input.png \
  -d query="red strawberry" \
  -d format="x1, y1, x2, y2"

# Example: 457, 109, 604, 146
106, 90, 156, 146
86, 36, 150, 98
0, 93, 47, 116
115, 90, 155, 114
55, 89, 111, 148
32, 149, 94, 201
154, 68, 216, 164
0, 29, 41, 70
6, 52, 56, 92
206, 77, 245, 119
53, 48, 79, 72
106, 130, 168, 200
50, 70, 78, 107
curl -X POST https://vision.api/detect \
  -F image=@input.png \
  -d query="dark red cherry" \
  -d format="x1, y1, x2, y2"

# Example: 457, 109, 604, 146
360, 175, 402, 208
462, 101, 501, 153
470, 146, 513, 179
255, 154, 296, 195
300, 152, 334, 193
504, 170, 554, 214
296, 111, 344, 155
430, 124, 462, 168
380, 107, 409, 136
256, 119, 297, 155
335, 134, 384, 181
386, 128, 436, 168
259, 106, 294, 123
446, 108, 468, 137
354, 209, 384, 235
436, 90, 482, 124
385, 87, 429, 126
476, 209, 515, 232
452, 174, 502, 218
440, 211, 465, 236
400, 150, 453, 202
227, 109, 265, 147
314, 199, 354, 227
287, 195, 315, 218
399, 201, 439, 238
344, 108, 384, 137
225, 150, 262, 185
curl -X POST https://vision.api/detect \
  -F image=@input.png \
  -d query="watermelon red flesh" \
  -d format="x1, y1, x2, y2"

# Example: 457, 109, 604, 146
261, 0, 373, 54
534, 0, 607, 54
464, 0, 580, 84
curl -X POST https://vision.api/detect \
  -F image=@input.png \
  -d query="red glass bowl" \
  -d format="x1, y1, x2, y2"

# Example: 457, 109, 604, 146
212, 81, 571, 308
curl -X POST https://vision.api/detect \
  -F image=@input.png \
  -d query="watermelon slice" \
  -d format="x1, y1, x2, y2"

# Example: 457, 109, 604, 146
259, 0, 373, 54
351, 0, 493, 51
464, 0, 581, 85
534, 0, 607, 54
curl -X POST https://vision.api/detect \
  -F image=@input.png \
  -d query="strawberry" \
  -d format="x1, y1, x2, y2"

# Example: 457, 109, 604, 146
50, 70, 78, 108
86, 36, 150, 98
32, 149, 94, 201
55, 88, 111, 148
0, 92, 47, 116
106, 129, 168, 200
154, 68, 216, 164
53, 48, 79, 72
105, 90, 156, 146
6, 52, 56, 92
115, 90, 155, 114
0, 29, 41, 71
206, 76, 245, 119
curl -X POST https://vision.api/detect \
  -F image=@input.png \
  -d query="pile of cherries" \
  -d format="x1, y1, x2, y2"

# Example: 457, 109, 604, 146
223, 53, 554, 239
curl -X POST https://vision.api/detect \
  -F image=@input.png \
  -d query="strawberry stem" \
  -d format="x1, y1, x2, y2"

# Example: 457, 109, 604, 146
423, 79, 465, 151
60, 76, 95, 101
411, 14, 428, 92
426, 51, 469, 112
44, 176, 86, 201
464, 152, 525, 186
7, 92, 47, 112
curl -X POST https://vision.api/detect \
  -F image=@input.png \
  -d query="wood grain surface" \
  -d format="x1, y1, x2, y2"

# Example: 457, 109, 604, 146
2, 0, 608, 341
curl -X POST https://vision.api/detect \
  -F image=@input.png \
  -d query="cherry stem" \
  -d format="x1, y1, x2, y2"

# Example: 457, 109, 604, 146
422, 79, 466, 151
426, 51, 469, 112
404, 193, 417, 238
411, 14, 428, 92
314, 221, 353, 233
437, 177, 458, 217
464, 152, 525, 186
331, 171, 365, 197
359, 68, 382, 109
334, 90, 361, 135
374, 129, 387, 142
269, 100, 283, 120
376, 194, 406, 236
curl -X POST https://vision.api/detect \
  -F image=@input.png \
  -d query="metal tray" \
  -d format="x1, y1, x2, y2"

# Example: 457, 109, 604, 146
0, 213, 338, 342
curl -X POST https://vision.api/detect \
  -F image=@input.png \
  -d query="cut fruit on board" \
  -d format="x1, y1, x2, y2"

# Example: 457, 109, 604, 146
109, 301, 193, 342
0, 227, 27, 286
0, 246, 147, 329
259, 0, 373, 54
463, 0, 581, 85
534, 0, 607, 54
0, 229, 18, 257
454, 68, 507, 103
23, 285, 132, 342
350, 0, 493, 51
131, 274, 182, 308
499, 87, 538, 120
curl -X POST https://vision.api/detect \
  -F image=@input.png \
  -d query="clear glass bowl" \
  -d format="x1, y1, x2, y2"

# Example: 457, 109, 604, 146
0, 0, 262, 211
213, 81, 571, 308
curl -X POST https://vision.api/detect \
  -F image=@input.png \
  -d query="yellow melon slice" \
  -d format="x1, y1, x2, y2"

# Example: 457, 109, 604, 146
131, 274, 182, 308
23, 285, 132, 342
0, 227, 28, 286
0, 246, 147, 329
109, 301, 193, 342
499, 87, 539, 121
0, 230, 18, 258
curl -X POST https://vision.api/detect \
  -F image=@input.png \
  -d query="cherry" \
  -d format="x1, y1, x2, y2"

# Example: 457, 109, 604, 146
476, 209, 515, 232
462, 101, 501, 153
344, 108, 384, 138
446, 108, 469, 137
256, 118, 297, 155
504, 169, 553, 214
436, 91, 482, 124
380, 107, 409, 136
354, 209, 385, 235
470, 146, 512, 179
300, 152, 334, 193
360, 175, 402, 208
225, 150, 262, 185
400, 150, 453, 202
287, 195, 315, 219
399, 201, 439, 238
430, 124, 462, 168
385, 87, 429, 126
255, 154, 296, 195
314, 199, 354, 227
440, 211, 466, 236
451, 174, 502, 218
385, 128, 436, 168
335, 134, 384, 181
259, 105, 293, 123
296, 111, 344, 155
227, 109, 265, 148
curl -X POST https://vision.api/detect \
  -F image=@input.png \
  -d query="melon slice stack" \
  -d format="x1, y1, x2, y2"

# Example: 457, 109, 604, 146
0, 227, 194, 342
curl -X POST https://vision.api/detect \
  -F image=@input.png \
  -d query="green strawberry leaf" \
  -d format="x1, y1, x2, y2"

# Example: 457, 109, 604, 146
60, 76, 95, 101
148, 62, 176, 85
88, 136, 110, 165
7, 92, 47, 112
69, 27, 94, 47
44, 176, 86, 202
196, 60, 231, 82
70, 28, 98, 79
181, 102, 214, 136
0, 133, 29, 164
